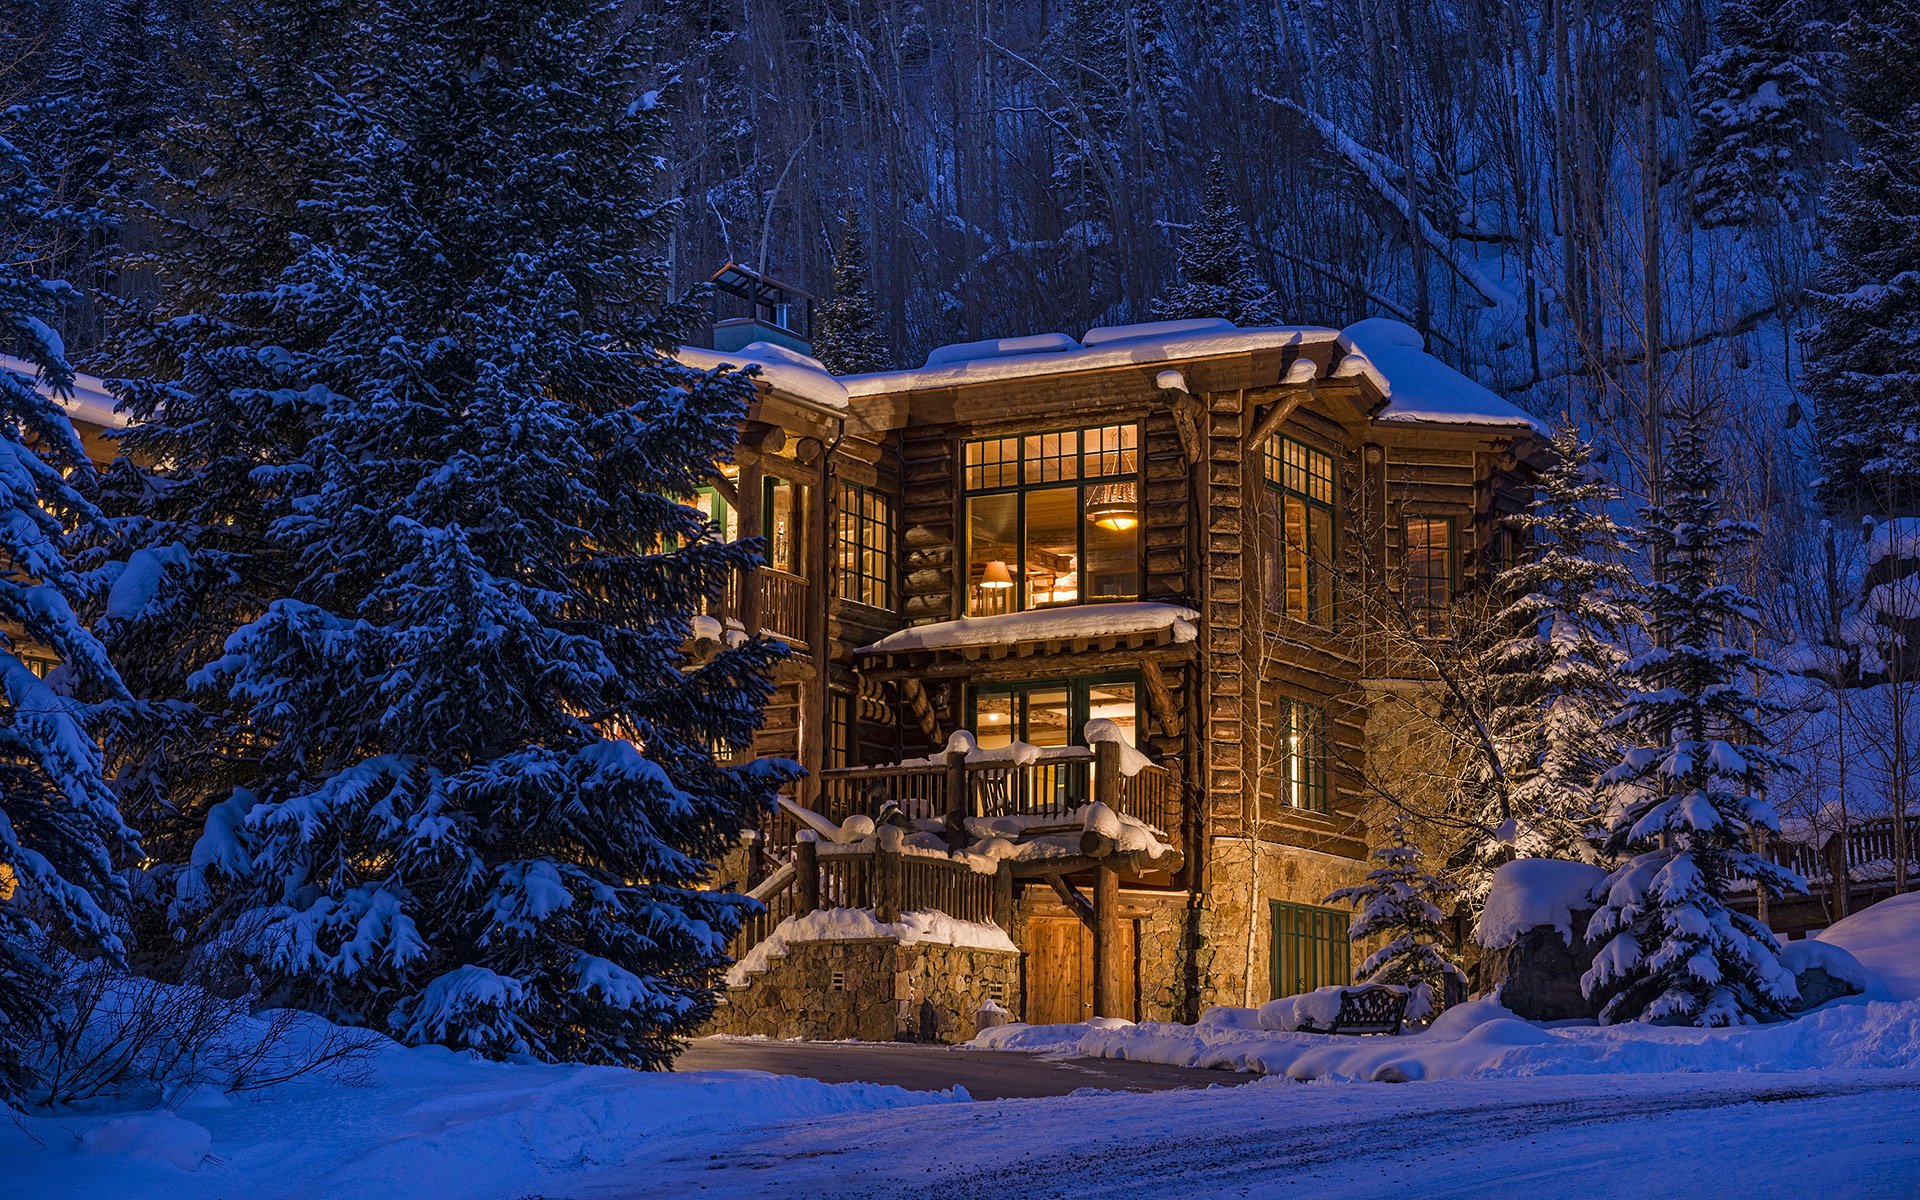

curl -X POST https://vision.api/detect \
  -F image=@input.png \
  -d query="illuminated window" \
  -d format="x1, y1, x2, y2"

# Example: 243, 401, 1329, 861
1282, 699, 1328, 813
1403, 516, 1454, 637
1262, 437, 1335, 624
837, 483, 893, 609
963, 425, 1141, 615
968, 676, 1139, 750
763, 475, 807, 575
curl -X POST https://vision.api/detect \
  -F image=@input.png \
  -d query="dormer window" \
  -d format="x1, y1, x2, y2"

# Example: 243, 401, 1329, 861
963, 424, 1142, 615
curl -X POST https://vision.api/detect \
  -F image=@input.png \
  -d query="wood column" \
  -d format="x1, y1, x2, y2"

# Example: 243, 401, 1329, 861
794, 835, 819, 915
1092, 860, 1122, 1018
874, 825, 903, 923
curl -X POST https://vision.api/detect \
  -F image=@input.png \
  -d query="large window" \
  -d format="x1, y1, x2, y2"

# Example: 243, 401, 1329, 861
763, 475, 807, 576
1403, 516, 1454, 637
968, 676, 1140, 750
1282, 699, 1329, 813
837, 482, 894, 609
1271, 901, 1351, 999
1262, 436, 1335, 624
964, 424, 1141, 615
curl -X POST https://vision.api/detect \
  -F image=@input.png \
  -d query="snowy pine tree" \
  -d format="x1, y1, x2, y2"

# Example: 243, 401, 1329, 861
139, 0, 794, 1068
0, 126, 136, 1102
1457, 427, 1634, 911
1153, 157, 1279, 327
1582, 411, 1803, 1026
1686, 0, 1835, 229
1325, 818, 1464, 1021
812, 205, 892, 374
1805, 0, 1920, 517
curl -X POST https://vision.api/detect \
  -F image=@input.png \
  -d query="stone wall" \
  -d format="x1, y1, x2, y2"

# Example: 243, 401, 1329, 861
709, 937, 1020, 1043
1200, 839, 1375, 1010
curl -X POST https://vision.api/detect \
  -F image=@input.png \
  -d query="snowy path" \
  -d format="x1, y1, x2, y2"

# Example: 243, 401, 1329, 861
639, 1071, 1920, 1199
677, 1037, 1258, 1098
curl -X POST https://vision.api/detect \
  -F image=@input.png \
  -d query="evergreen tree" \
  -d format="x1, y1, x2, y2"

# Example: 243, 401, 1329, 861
812, 205, 892, 374
1582, 410, 1802, 1026
0, 125, 135, 1103
1804, 0, 1920, 517
1152, 157, 1279, 327
1687, 0, 1835, 229
139, 0, 792, 1067
1325, 818, 1464, 1021
1456, 426, 1634, 912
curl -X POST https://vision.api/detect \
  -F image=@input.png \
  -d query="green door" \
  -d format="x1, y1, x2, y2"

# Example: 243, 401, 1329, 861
1270, 900, 1351, 999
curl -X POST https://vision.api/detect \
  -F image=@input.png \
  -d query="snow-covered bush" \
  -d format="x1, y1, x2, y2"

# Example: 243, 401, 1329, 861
25, 958, 377, 1109
1326, 819, 1464, 1021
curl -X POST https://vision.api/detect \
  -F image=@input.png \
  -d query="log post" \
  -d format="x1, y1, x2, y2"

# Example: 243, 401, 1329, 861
1092, 737, 1121, 814
794, 834, 819, 916
1092, 859, 1123, 1018
1827, 829, 1850, 921
875, 825, 903, 923
992, 861, 1014, 931
945, 745, 970, 822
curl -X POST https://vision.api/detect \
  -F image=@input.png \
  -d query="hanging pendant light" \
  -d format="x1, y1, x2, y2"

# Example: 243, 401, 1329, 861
1087, 480, 1139, 531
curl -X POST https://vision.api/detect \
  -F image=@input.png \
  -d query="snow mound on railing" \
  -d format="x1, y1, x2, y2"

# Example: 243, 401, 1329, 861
727, 907, 1017, 986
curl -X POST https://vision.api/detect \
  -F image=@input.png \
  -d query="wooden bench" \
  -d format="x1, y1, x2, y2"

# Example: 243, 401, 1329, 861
1297, 984, 1409, 1036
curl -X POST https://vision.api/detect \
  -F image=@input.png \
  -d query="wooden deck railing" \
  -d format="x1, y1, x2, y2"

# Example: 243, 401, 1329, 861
810, 743, 1180, 844
700, 565, 811, 650
1769, 813, 1920, 884
728, 830, 1007, 960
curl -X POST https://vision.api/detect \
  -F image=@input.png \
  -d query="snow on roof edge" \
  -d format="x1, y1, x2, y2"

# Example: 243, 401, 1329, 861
0, 353, 129, 430
861, 601, 1200, 656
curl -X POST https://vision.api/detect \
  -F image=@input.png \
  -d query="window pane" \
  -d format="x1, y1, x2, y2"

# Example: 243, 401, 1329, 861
967, 494, 1019, 616
1024, 430, 1078, 484
1283, 496, 1309, 619
1083, 423, 1136, 478
1023, 486, 1079, 608
765, 478, 804, 574
966, 437, 1019, 490
1309, 507, 1335, 624
1022, 686, 1072, 746
1085, 682, 1138, 745
1405, 518, 1452, 637
1286, 700, 1328, 812
1083, 486, 1138, 602
976, 690, 1014, 750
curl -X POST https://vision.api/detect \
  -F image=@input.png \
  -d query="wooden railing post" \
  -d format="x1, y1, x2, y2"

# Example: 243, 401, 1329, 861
945, 746, 970, 822
992, 861, 1014, 931
1826, 829, 1850, 921
1092, 738, 1121, 812
795, 834, 819, 916
875, 825, 903, 923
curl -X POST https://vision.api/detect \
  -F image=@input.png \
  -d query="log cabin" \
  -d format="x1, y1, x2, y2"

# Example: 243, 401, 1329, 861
682, 275, 1546, 1041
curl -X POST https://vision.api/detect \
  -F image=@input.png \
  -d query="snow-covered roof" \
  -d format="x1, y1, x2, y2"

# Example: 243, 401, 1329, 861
683, 317, 1542, 440
676, 341, 849, 411
843, 323, 1346, 398
859, 601, 1199, 656
0, 354, 129, 430
1337, 319, 1545, 433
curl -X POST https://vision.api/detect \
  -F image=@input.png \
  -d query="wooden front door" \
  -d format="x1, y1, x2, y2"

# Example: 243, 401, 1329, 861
1025, 915, 1137, 1024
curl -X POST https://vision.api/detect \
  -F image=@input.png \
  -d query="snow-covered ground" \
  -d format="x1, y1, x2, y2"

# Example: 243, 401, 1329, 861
13, 895, 1917, 1198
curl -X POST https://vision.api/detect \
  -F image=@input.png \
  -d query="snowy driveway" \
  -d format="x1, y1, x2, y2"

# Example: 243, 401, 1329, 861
644, 1071, 1920, 1199
676, 1036, 1256, 1098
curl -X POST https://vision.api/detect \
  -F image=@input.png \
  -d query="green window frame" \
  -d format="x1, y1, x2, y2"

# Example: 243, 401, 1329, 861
1262, 436, 1336, 624
1403, 515, 1456, 638
1271, 900, 1351, 999
1283, 699, 1329, 813
837, 482, 894, 610
963, 424, 1142, 615
965, 674, 1142, 750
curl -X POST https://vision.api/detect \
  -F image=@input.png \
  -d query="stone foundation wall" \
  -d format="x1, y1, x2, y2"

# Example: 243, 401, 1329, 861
709, 938, 1019, 1043
1199, 840, 1374, 1010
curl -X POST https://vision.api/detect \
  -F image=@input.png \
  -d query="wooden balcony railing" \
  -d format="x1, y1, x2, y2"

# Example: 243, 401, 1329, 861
701, 565, 811, 650
809, 742, 1181, 847
728, 831, 1005, 960
1771, 814, 1920, 885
